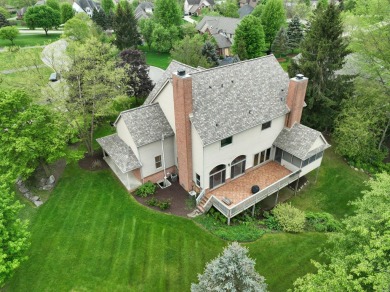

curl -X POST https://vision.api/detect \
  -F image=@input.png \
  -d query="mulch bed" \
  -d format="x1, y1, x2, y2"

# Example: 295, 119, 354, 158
132, 179, 195, 218
277, 57, 287, 62
78, 151, 109, 171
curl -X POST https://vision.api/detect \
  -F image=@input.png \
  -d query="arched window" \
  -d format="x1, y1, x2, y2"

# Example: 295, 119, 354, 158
231, 155, 246, 179
209, 164, 226, 189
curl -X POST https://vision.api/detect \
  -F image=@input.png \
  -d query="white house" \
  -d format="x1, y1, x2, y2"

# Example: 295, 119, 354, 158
72, 0, 100, 17
97, 56, 330, 223
184, 0, 215, 16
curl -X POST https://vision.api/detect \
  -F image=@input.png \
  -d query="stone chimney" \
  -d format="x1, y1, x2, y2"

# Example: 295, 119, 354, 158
285, 74, 308, 128
172, 69, 193, 192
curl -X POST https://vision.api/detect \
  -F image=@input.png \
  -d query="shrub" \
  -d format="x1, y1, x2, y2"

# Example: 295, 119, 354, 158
305, 212, 342, 232
146, 197, 159, 207
135, 181, 156, 197
273, 203, 305, 233
158, 199, 171, 210
263, 211, 281, 231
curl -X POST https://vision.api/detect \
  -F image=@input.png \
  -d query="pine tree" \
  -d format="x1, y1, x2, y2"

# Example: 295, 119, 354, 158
272, 27, 289, 56
92, 8, 107, 30
288, 3, 354, 131
113, 2, 140, 50
0, 13, 10, 28
287, 16, 303, 53
191, 242, 267, 292
201, 41, 219, 67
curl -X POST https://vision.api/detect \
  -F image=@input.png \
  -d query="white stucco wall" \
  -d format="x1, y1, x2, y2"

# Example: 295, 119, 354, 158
202, 115, 286, 189
191, 124, 204, 187
154, 82, 176, 133
138, 136, 175, 178
300, 157, 322, 177
116, 117, 140, 159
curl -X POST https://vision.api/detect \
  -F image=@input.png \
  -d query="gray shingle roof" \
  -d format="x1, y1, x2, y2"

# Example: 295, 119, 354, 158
213, 33, 232, 49
187, 0, 215, 5
273, 123, 330, 160
191, 55, 290, 146
117, 104, 174, 147
196, 16, 241, 35
144, 60, 199, 104
96, 134, 141, 172
239, 4, 254, 18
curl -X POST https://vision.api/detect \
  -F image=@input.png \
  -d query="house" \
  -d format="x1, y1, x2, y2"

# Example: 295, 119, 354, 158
238, 3, 254, 18
16, 7, 27, 20
184, 0, 215, 16
72, 0, 100, 18
97, 56, 330, 223
239, 0, 257, 8
5, 5, 17, 14
134, 2, 154, 21
196, 16, 241, 57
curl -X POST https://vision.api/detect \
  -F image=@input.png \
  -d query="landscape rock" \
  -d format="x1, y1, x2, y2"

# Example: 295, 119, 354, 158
33, 200, 43, 207
39, 178, 46, 187
47, 175, 55, 185
24, 192, 32, 199
42, 184, 54, 191
32, 196, 40, 201
19, 185, 29, 193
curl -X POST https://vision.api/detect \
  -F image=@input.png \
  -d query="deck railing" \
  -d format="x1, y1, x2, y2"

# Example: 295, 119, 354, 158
201, 170, 301, 223
196, 189, 206, 205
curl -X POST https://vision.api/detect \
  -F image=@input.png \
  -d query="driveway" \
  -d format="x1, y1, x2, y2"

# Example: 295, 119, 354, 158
183, 16, 197, 24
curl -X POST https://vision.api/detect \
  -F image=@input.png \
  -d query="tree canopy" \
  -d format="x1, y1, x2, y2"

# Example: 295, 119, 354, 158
60, 2, 74, 24
113, 1, 140, 50
0, 12, 10, 28
261, 0, 286, 50
232, 15, 266, 60
171, 34, 211, 68
153, 0, 182, 28
0, 26, 19, 45
271, 27, 288, 56
191, 242, 267, 291
46, 0, 60, 12
217, 0, 239, 18
286, 15, 303, 52
101, 0, 114, 13
24, 5, 61, 35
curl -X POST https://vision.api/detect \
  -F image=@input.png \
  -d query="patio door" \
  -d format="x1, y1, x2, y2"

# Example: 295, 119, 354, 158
231, 155, 246, 179
275, 147, 282, 163
209, 165, 226, 189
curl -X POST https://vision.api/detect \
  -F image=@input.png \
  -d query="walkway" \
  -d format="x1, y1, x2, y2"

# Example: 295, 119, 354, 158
183, 16, 197, 24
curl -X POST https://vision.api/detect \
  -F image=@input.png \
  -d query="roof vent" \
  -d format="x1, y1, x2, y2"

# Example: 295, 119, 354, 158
296, 73, 304, 80
177, 69, 186, 76
249, 110, 252, 114
216, 122, 219, 127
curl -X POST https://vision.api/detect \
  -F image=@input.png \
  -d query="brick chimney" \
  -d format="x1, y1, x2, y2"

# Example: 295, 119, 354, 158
172, 69, 193, 192
286, 74, 308, 128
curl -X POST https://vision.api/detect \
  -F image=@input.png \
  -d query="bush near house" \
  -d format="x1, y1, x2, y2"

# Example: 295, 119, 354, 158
135, 181, 156, 197
146, 197, 171, 210
305, 212, 342, 232
273, 203, 306, 233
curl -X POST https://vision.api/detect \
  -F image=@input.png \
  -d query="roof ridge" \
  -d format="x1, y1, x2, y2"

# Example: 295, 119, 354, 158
119, 103, 158, 116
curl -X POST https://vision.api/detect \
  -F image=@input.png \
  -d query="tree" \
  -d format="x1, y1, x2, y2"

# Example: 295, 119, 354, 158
316, 0, 328, 11
117, 49, 154, 101
0, 7, 11, 19
113, 1, 140, 50
271, 27, 288, 56
152, 23, 179, 53
261, 0, 286, 50
286, 15, 303, 52
24, 5, 61, 36
92, 8, 108, 30
153, 0, 182, 28
0, 90, 69, 180
171, 34, 211, 68
191, 242, 267, 292
0, 186, 30, 287
252, 3, 265, 18
63, 38, 126, 156
0, 12, 10, 28
232, 15, 266, 60
138, 19, 155, 50
0, 26, 19, 45
101, 0, 114, 13
181, 22, 198, 38
60, 2, 74, 24
217, 0, 239, 18
288, 3, 353, 131
63, 17, 90, 42
202, 41, 219, 67
46, 0, 60, 12
293, 172, 390, 291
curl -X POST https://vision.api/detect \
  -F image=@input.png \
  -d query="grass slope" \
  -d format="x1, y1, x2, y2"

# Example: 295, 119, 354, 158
0, 33, 61, 47
139, 46, 171, 70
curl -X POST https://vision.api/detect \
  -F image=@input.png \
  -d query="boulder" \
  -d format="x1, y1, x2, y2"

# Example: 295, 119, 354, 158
24, 192, 32, 199
19, 185, 29, 193
47, 175, 55, 185
34, 200, 43, 207
32, 196, 40, 201
39, 178, 46, 187
42, 184, 54, 191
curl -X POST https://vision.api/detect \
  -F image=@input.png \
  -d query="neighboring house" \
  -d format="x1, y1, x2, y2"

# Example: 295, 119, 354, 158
239, 0, 257, 8
16, 7, 27, 20
238, 3, 254, 18
134, 2, 154, 21
196, 16, 241, 57
35, 0, 46, 5
5, 5, 17, 14
184, 0, 215, 16
72, 0, 100, 17
98, 56, 330, 223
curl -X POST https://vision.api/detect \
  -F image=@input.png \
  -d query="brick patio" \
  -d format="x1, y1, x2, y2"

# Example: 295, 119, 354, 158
208, 161, 291, 206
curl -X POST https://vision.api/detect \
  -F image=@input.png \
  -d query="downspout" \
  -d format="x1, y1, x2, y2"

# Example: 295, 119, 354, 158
161, 133, 168, 186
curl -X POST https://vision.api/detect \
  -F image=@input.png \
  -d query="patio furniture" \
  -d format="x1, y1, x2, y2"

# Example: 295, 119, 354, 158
222, 197, 232, 205
251, 185, 260, 194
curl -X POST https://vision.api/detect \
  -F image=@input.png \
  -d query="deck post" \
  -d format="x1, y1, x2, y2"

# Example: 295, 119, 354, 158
252, 204, 255, 217
294, 177, 300, 196
227, 216, 231, 225
102, 150, 106, 158
315, 166, 320, 184
274, 190, 279, 206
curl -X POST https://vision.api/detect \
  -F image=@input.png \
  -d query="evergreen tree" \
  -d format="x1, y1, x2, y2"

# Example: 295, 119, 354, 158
191, 242, 267, 292
287, 15, 303, 52
316, 0, 328, 11
92, 8, 107, 30
232, 15, 266, 60
101, 0, 114, 13
60, 2, 74, 24
288, 3, 353, 131
202, 41, 219, 67
261, 0, 286, 50
154, 0, 182, 28
271, 27, 289, 56
113, 2, 140, 50
0, 13, 10, 28
117, 49, 154, 101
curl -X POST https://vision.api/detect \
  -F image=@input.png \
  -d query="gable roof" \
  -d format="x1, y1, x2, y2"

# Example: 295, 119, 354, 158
213, 33, 232, 49
238, 4, 254, 18
190, 55, 290, 146
144, 60, 200, 105
116, 103, 174, 147
196, 16, 241, 35
187, 0, 215, 5
96, 134, 141, 172
76, 0, 100, 11
273, 123, 330, 160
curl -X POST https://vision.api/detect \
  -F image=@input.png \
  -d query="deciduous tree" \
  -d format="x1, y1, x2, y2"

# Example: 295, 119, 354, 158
0, 12, 10, 28
138, 18, 155, 50
154, 0, 182, 28
261, 0, 286, 50
0, 7, 11, 19
24, 5, 61, 35
113, 1, 140, 50
152, 23, 179, 53
46, 0, 60, 12
171, 34, 211, 68
60, 2, 74, 24
232, 15, 266, 60
216, 0, 239, 18
0, 186, 30, 287
101, 0, 114, 13
191, 242, 267, 292
0, 26, 19, 45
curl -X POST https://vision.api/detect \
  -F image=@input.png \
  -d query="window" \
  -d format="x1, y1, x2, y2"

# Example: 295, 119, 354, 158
292, 156, 301, 167
261, 121, 271, 130
231, 155, 246, 178
209, 165, 226, 189
196, 173, 201, 186
254, 148, 271, 166
316, 151, 324, 160
309, 155, 316, 163
302, 158, 309, 167
283, 152, 292, 163
155, 155, 162, 168
221, 136, 232, 147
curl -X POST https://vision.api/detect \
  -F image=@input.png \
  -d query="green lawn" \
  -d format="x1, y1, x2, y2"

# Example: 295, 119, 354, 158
0, 33, 61, 47
0, 47, 43, 71
140, 46, 171, 69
